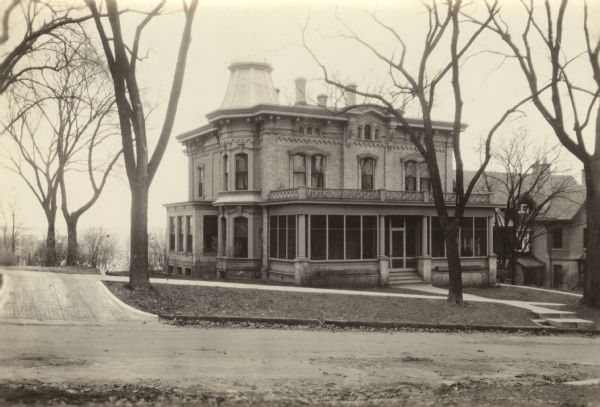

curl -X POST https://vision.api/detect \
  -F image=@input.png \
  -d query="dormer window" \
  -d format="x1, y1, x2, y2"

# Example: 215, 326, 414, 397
364, 124, 372, 140
292, 154, 307, 186
235, 153, 248, 190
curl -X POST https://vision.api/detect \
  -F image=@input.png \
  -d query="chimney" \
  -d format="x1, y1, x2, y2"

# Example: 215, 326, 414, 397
295, 77, 307, 105
345, 83, 357, 106
317, 94, 327, 108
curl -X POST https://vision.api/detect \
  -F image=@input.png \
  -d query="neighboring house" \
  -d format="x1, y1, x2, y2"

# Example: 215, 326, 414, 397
465, 167, 586, 290
165, 61, 498, 288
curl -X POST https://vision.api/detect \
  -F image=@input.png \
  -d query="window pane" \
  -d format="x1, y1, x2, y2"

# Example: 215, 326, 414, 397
310, 215, 326, 260
361, 159, 374, 190
328, 215, 344, 260
235, 154, 248, 190
223, 155, 228, 191
405, 217, 417, 257
269, 216, 277, 258
311, 155, 325, 188
553, 229, 563, 248
362, 216, 377, 259
233, 217, 248, 258
346, 216, 361, 259
474, 217, 487, 256
287, 215, 296, 260
460, 217, 474, 257
431, 217, 445, 257
203, 216, 218, 254
278, 215, 287, 259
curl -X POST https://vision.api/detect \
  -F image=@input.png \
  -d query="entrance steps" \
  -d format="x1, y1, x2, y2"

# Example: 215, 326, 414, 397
388, 270, 423, 286
532, 310, 594, 329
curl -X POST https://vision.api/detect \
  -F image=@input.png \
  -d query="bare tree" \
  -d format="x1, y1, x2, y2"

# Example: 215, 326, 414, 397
85, 0, 198, 290
0, 188, 23, 256
2, 29, 118, 266
482, 131, 575, 284
148, 229, 167, 273
303, 0, 539, 304
473, 0, 600, 307
0, 0, 98, 94
79, 226, 119, 273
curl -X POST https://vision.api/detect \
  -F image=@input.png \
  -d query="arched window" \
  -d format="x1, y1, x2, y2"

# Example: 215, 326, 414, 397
307, 127, 313, 135
361, 158, 375, 190
357, 126, 363, 139
419, 162, 431, 192
311, 155, 325, 188
233, 217, 248, 258
405, 160, 417, 191
315, 127, 321, 136
375, 128, 380, 140
235, 153, 248, 190
292, 154, 306, 186
223, 155, 229, 191
298, 126, 304, 135
364, 124, 372, 140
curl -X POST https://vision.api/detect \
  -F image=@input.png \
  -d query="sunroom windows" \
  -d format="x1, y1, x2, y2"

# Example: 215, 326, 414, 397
431, 217, 488, 257
309, 215, 378, 260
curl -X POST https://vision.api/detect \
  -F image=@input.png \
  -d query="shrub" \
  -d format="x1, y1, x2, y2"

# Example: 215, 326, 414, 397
79, 227, 120, 273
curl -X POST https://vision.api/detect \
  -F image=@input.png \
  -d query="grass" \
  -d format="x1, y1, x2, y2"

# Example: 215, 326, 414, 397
105, 281, 538, 327
464, 286, 580, 304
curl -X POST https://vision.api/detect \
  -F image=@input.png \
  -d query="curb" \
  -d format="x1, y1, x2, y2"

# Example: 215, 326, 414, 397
158, 314, 600, 335
98, 282, 158, 320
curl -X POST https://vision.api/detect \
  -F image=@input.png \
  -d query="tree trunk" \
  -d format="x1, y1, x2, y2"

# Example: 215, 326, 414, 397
129, 182, 151, 290
45, 214, 57, 266
445, 221, 463, 305
583, 158, 600, 307
65, 216, 78, 266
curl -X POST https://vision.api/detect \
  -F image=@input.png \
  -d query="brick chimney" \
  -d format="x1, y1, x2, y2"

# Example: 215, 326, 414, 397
294, 77, 307, 105
317, 94, 327, 108
345, 83, 357, 106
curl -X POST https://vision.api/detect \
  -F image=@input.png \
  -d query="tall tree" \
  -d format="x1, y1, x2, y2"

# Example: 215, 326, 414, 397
86, 0, 198, 289
477, 0, 600, 306
0, 188, 23, 256
481, 131, 575, 284
304, 0, 535, 304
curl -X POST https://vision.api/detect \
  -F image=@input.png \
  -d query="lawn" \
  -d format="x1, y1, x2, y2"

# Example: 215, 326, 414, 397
106, 282, 538, 328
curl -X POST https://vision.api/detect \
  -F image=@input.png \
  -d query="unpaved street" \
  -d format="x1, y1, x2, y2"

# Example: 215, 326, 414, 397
1, 322, 600, 405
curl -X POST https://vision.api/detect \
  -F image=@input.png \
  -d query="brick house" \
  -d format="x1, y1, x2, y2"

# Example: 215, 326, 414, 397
165, 62, 498, 287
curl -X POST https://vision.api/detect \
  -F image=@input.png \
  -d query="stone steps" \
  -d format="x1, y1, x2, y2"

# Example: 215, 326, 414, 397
531, 310, 594, 330
388, 271, 423, 286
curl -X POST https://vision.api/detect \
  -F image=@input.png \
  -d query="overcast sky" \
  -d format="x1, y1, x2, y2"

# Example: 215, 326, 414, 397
1, 0, 598, 242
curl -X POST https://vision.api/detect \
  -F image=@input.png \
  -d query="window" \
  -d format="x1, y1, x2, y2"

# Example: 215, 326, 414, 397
518, 203, 529, 214
311, 155, 325, 188
346, 216, 361, 259
357, 126, 362, 139
362, 216, 377, 259
431, 217, 445, 257
221, 217, 227, 255
169, 217, 175, 251
269, 215, 296, 260
235, 153, 248, 190
364, 124, 372, 140
328, 216, 344, 260
292, 154, 306, 186
474, 217, 487, 256
298, 126, 304, 135
233, 217, 248, 258
185, 268, 192, 276
419, 162, 431, 192
307, 127, 313, 135
315, 127, 321, 136
177, 216, 183, 252
405, 160, 417, 191
310, 215, 326, 260
375, 128, 380, 140
552, 228, 563, 249
520, 230, 531, 252
360, 158, 375, 190
203, 215, 218, 254
186, 216, 193, 252
197, 167, 204, 198
168, 265, 174, 274
223, 155, 229, 191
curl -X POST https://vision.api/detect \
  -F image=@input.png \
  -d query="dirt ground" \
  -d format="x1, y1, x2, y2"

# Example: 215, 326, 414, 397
1, 323, 600, 406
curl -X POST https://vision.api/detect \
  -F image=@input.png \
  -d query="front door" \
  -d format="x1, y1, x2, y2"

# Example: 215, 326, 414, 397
390, 228, 405, 269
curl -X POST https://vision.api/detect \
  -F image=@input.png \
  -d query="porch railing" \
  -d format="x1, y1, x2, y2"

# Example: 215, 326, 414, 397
267, 187, 492, 205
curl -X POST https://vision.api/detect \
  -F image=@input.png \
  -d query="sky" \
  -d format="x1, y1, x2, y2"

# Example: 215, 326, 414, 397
1, 0, 598, 243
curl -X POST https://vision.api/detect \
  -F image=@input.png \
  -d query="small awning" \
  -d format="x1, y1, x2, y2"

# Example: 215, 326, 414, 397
517, 255, 545, 269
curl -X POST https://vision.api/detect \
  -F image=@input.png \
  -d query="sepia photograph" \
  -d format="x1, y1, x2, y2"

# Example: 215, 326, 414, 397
0, 0, 599, 405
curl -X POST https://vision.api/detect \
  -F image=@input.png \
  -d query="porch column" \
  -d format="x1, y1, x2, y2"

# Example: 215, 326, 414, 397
294, 214, 309, 285
261, 207, 269, 278
487, 216, 497, 286
217, 210, 223, 257
175, 216, 180, 252
418, 216, 432, 282
378, 215, 389, 286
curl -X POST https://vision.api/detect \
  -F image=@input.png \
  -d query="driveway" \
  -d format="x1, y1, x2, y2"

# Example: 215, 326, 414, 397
0, 268, 155, 325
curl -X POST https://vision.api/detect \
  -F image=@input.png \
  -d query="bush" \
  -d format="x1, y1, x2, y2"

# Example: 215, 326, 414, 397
79, 227, 120, 273
0, 249, 17, 266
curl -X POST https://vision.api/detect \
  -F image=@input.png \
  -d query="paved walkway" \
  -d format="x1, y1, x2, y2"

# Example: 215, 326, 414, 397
0, 267, 580, 325
0, 268, 155, 325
